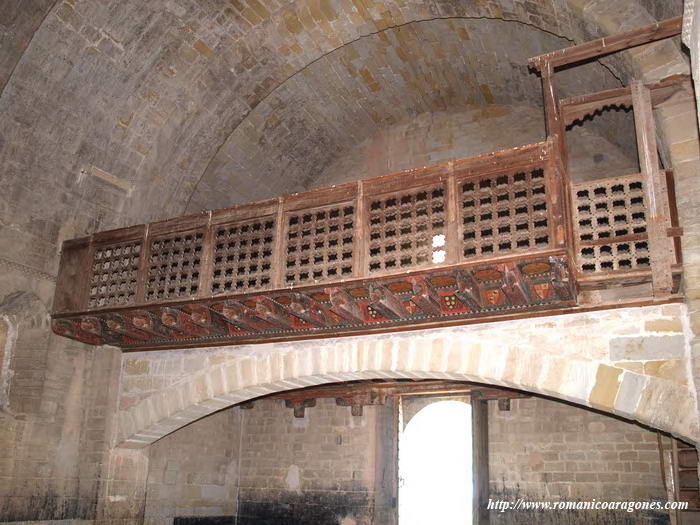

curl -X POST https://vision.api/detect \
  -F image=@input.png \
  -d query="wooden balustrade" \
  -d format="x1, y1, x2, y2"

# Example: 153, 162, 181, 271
52, 140, 585, 349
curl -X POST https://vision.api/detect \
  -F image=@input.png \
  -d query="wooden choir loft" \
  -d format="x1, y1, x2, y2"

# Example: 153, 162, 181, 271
50, 17, 691, 351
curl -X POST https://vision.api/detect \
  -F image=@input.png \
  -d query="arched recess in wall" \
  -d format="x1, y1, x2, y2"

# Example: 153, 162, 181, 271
0, 291, 50, 414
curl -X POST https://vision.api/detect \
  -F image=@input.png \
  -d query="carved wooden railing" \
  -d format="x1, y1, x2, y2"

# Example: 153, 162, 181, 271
52, 141, 581, 349
51, 17, 688, 350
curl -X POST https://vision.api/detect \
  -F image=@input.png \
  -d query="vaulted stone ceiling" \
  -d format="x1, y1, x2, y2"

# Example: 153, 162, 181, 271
0, 0, 686, 276
186, 17, 624, 212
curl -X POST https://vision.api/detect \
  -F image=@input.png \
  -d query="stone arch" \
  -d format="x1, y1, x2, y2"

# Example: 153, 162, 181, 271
116, 304, 700, 448
0, 291, 50, 413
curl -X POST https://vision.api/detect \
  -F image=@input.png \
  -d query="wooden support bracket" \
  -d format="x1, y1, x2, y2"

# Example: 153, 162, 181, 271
409, 276, 442, 316
455, 270, 483, 311
285, 398, 316, 418
501, 264, 530, 306
255, 296, 293, 329
327, 287, 363, 323
368, 283, 408, 319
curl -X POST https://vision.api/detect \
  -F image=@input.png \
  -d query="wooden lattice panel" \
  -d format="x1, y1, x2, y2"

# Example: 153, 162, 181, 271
88, 241, 141, 308
573, 176, 649, 273
211, 218, 275, 294
461, 168, 549, 259
284, 204, 355, 285
145, 231, 204, 301
368, 186, 447, 274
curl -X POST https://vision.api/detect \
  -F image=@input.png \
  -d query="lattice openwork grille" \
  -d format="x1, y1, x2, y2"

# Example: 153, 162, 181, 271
573, 176, 649, 273
89, 241, 141, 308
368, 185, 447, 273
145, 231, 204, 301
461, 168, 549, 259
284, 204, 355, 285
211, 218, 275, 294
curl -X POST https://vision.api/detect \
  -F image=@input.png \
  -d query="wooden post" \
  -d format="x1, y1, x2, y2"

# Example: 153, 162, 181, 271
631, 81, 674, 296
271, 197, 286, 288
196, 211, 214, 298
446, 163, 460, 264
354, 180, 367, 278
472, 395, 490, 524
541, 61, 561, 139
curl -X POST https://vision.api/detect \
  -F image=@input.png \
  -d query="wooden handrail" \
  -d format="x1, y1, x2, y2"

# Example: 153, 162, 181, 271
529, 16, 682, 70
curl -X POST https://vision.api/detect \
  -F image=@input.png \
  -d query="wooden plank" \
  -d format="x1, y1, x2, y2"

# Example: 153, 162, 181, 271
211, 198, 277, 225
362, 162, 449, 196
529, 16, 682, 69
93, 224, 145, 245
281, 181, 357, 212
472, 395, 490, 525
147, 211, 209, 237
631, 82, 674, 296
452, 141, 548, 178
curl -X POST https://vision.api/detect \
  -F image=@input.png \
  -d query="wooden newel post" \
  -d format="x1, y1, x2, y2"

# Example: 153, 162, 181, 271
631, 81, 674, 296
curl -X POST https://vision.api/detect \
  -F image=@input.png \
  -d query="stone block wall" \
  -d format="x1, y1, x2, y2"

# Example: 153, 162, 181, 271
0, 280, 122, 524
137, 391, 674, 525
144, 409, 242, 525
316, 105, 637, 189
489, 397, 669, 524
236, 397, 385, 525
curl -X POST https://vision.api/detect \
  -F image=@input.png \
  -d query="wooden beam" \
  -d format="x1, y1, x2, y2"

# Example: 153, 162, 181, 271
267, 380, 529, 403
472, 395, 490, 525
631, 82, 674, 296
529, 16, 682, 70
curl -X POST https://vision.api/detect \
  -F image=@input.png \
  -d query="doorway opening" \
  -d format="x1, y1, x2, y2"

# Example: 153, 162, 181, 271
398, 399, 474, 525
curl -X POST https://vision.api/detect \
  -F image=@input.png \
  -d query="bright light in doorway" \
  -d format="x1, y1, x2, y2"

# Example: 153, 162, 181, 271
399, 400, 473, 525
